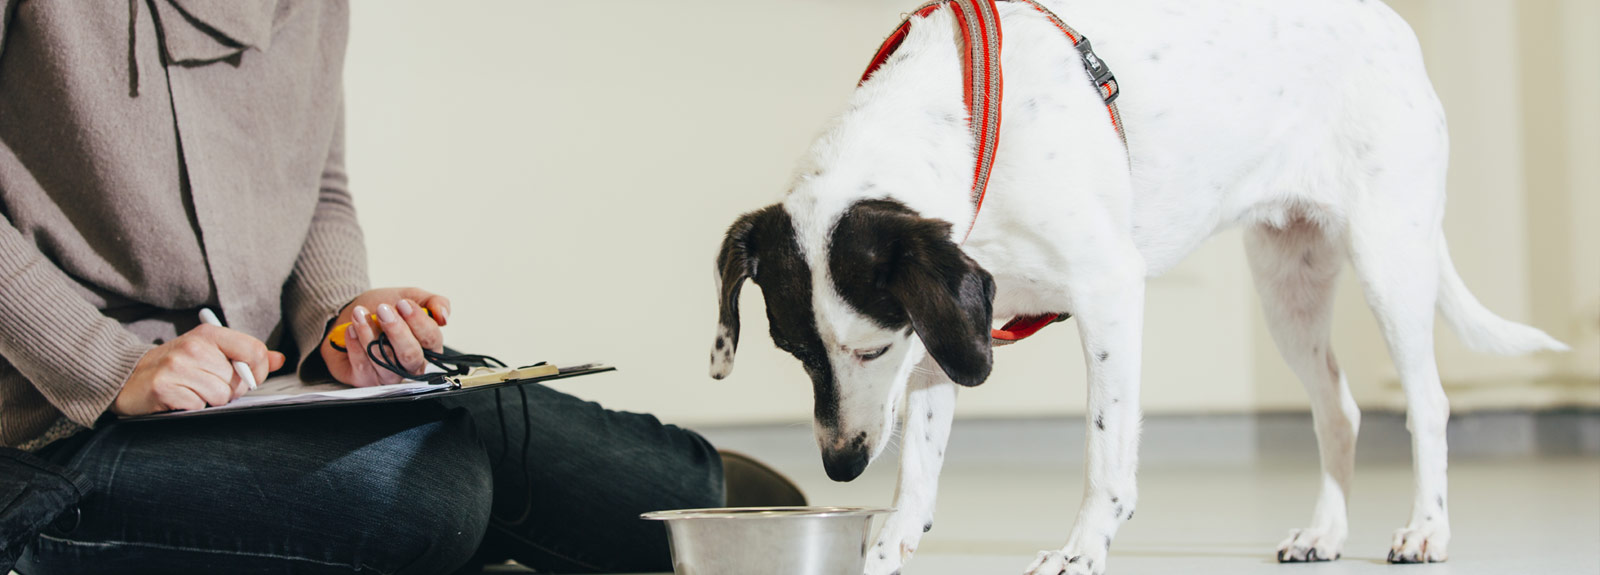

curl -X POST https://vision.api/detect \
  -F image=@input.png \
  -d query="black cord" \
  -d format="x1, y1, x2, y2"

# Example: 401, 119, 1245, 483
492, 388, 510, 471
357, 332, 534, 526
492, 384, 537, 527
363, 333, 504, 382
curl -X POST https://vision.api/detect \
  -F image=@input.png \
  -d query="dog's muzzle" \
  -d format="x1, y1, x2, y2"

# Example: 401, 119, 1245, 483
821, 432, 871, 482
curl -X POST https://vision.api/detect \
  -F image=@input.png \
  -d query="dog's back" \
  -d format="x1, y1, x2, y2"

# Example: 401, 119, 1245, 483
983, 0, 1441, 275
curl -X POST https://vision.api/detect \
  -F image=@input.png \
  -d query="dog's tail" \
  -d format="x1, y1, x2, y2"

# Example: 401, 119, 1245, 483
1435, 238, 1569, 355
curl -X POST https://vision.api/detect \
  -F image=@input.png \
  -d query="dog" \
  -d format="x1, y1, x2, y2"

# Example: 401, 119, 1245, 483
708, 1, 1568, 574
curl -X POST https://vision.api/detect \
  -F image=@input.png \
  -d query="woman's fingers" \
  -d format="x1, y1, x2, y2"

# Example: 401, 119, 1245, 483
375, 303, 427, 376
420, 294, 451, 326
397, 299, 443, 352
178, 369, 234, 408
199, 323, 274, 384
154, 383, 208, 412
350, 305, 396, 386
342, 324, 377, 387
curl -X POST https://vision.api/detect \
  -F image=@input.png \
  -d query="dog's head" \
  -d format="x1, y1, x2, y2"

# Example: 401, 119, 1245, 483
710, 198, 993, 482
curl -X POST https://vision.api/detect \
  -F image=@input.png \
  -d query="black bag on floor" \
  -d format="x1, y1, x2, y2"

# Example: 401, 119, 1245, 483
0, 447, 86, 572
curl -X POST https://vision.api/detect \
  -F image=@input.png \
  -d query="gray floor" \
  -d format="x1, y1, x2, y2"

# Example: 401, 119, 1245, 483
677, 412, 1600, 575
773, 455, 1598, 574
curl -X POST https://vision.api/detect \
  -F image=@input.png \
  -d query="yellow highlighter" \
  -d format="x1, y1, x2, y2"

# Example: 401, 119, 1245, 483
328, 307, 433, 351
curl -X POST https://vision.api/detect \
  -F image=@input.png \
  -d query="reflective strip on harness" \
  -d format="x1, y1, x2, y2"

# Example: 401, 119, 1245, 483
861, 0, 1003, 220
860, 0, 1126, 345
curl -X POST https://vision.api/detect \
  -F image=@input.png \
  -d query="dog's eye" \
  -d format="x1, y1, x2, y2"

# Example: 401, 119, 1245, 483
856, 345, 891, 361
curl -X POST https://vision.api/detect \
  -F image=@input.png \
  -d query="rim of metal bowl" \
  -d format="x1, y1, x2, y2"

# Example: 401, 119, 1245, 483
640, 506, 894, 521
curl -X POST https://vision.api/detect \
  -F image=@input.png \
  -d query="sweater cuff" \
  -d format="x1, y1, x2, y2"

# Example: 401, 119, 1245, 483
288, 292, 357, 379
67, 343, 152, 427
0, 234, 156, 427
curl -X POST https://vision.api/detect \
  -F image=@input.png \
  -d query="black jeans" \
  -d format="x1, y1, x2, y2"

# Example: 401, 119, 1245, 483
16, 383, 724, 574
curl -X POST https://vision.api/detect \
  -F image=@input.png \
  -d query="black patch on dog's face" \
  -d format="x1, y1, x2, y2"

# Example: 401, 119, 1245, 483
826, 199, 995, 386
713, 205, 839, 427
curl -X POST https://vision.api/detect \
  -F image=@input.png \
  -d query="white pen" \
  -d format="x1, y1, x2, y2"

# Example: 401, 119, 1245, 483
198, 308, 258, 390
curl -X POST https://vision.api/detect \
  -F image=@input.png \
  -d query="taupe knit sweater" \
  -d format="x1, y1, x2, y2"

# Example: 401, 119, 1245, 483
0, 0, 367, 449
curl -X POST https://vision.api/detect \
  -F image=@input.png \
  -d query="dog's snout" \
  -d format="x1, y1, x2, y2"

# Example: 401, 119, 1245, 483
822, 431, 870, 482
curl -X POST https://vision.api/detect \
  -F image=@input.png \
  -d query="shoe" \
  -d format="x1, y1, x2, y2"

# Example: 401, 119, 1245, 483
719, 449, 807, 508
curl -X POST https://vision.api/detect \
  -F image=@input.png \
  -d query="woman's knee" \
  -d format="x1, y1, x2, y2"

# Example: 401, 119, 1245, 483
657, 425, 726, 509
355, 409, 494, 574
20, 407, 495, 574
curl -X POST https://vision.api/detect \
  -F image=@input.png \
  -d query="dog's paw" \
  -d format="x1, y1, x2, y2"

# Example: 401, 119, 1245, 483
1275, 527, 1344, 562
1387, 522, 1449, 563
1022, 550, 1103, 575
863, 544, 904, 575
863, 517, 923, 575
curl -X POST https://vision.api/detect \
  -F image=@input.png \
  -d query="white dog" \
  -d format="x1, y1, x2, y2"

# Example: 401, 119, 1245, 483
708, 1, 1568, 574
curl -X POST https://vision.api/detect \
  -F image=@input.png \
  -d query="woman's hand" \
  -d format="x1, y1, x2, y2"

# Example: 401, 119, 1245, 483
111, 325, 286, 416
321, 287, 451, 387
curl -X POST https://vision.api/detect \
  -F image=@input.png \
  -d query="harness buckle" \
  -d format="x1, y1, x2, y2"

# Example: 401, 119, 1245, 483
1074, 37, 1118, 103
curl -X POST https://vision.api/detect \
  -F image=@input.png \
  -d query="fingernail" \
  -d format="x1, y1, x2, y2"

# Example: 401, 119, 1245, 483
346, 324, 357, 339
376, 304, 398, 323
435, 305, 449, 323
353, 305, 369, 322
397, 299, 415, 317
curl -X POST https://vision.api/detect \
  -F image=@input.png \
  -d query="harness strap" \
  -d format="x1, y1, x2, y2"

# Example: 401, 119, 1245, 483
1011, 0, 1126, 145
861, 0, 1004, 220
994, 0, 1125, 344
860, 0, 1126, 345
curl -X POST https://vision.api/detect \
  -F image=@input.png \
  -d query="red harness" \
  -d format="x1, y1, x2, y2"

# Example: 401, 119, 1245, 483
860, 0, 1126, 345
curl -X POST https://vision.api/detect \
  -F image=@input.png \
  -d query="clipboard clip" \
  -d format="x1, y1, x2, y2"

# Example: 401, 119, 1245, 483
439, 362, 559, 389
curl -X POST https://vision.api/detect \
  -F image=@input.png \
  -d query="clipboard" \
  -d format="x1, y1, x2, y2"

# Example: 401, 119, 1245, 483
120, 363, 615, 422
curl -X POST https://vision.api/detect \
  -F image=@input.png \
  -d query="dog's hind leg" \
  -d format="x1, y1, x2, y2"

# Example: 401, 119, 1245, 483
1245, 215, 1358, 562
864, 366, 957, 575
1348, 166, 1453, 563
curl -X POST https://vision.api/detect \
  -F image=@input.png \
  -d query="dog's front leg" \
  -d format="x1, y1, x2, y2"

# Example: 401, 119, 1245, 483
1026, 269, 1146, 575
864, 366, 957, 575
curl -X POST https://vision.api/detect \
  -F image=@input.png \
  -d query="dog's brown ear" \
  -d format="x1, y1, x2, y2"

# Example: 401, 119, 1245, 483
886, 221, 996, 387
711, 205, 781, 379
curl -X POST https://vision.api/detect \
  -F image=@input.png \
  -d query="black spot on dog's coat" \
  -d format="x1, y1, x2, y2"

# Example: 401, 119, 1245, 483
828, 199, 995, 386
1097, 350, 1110, 362
923, 521, 933, 532
714, 206, 840, 426
1095, 414, 1105, 431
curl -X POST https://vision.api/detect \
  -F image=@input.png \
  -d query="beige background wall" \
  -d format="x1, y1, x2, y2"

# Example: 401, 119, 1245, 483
343, 0, 1598, 426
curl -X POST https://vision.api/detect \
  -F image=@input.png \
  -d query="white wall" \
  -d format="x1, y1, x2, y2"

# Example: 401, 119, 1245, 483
344, 0, 1596, 426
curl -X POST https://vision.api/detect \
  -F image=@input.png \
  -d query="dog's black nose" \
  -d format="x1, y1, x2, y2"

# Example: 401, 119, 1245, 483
822, 449, 869, 482
821, 432, 870, 482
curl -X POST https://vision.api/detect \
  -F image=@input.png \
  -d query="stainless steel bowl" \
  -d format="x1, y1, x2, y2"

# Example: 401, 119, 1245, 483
641, 506, 893, 575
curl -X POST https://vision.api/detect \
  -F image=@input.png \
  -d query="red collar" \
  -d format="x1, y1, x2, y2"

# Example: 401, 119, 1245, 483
860, 0, 1126, 345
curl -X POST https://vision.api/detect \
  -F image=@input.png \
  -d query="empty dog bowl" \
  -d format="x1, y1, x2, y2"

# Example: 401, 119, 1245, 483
641, 506, 893, 575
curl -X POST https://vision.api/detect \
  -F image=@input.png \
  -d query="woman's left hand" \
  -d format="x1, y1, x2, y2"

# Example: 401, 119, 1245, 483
321, 287, 452, 387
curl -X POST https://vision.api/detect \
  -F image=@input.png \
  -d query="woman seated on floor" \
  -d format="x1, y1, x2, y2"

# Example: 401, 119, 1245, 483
0, 2, 756, 573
